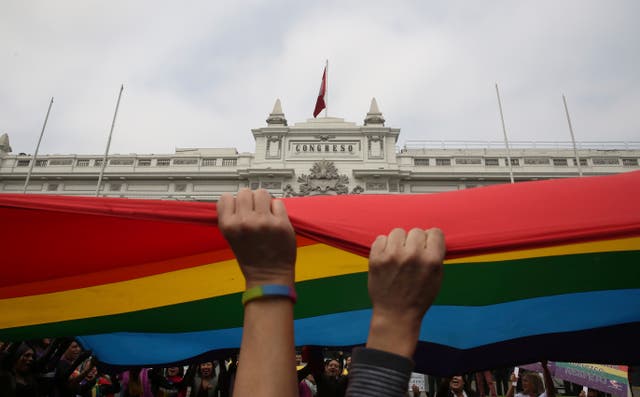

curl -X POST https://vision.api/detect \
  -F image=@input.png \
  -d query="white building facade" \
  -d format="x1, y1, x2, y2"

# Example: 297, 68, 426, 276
1, 99, 639, 201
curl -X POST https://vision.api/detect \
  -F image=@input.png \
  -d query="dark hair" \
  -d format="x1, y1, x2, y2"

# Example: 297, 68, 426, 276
165, 366, 184, 377
437, 375, 469, 397
324, 358, 339, 365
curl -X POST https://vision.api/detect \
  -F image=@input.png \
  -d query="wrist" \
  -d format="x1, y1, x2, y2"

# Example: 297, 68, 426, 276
366, 311, 421, 359
244, 271, 294, 290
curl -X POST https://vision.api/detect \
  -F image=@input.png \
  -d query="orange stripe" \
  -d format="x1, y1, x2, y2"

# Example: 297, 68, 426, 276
0, 235, 318, 299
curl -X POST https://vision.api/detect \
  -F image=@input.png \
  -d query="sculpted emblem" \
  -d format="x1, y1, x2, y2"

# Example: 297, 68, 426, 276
284, 160, 350, 197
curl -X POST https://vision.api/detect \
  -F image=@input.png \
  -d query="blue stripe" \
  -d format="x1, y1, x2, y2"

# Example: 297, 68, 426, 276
79, 289, 640, 365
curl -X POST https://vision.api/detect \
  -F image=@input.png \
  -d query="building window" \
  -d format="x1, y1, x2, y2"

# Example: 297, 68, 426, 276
94, 159, 103, 167
137, 159, 151, 167
455, 158, 482, 165
485, 158, 499, 166
435, 158, 451, 166
261, 181, 282, 190
509, 158, 520, 166
414, 158, 429, 166
173, 158, 199, 165
109, 159, 134, 166
49, 159, 73, 166
389, 182, 399, 192
579, 158, 588, 166
202, 158, 217, 166
109, 183, 122, 191
524, 158, 550, 165
250, 182, 259, 190
76, 159, 90, 167
157, 159, 171, 167
175, 183, 187, 192
47, 183, 59, 191
592, 158, 619, 166
553, 158, 568, 167
36, 159, 48, 167
366, 182, 387, 191
622, 158, 638, 167
16, 160, 30, 167
222, 158, 237, 167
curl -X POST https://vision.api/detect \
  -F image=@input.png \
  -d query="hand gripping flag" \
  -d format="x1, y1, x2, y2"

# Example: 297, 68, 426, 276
1, 171, 639, 374
313, 65, 327, 118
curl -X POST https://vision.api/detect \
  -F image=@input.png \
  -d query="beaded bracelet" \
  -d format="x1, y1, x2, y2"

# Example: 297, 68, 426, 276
242, 284, 297, 305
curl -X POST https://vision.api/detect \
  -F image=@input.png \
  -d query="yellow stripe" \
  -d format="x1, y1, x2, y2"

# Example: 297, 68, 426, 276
2, 236, 637, 329
0, 244, 367, 329
445, 236, 640, 264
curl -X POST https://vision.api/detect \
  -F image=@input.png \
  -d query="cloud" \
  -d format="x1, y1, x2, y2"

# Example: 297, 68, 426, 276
1, 0, 638, 156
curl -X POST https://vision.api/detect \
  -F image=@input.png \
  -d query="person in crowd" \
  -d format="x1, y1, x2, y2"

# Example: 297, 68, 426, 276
0, 342, 39, 397
35, 338, 75, 396
92, 371, 121, 397
299, 374, 317, 397
297, 350, 348, 397
437, 375, 477, 397
27, 339, 50, 362
54, 341, 97, 397
217, 188, 445, 397
506, 362, 555, 397
493, 368, 511, 396
226, 356, 239, 397
151, 365, 196, 397
342, 357, 351, 376
191, 361, 230, 397
72, 363, 99, 397
474, 371, 497, 397
427, 375, 441, 397
120, 368, 154, 397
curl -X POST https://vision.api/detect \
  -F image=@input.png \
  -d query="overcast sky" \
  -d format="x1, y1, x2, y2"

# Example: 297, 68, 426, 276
1, 1, 639, 156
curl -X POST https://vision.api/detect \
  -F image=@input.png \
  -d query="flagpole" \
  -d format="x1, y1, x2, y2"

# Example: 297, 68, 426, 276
495, 83, 515, 184
95, 84, 124, 197
562, 94, 583, 177
23, 97, 54, 193
324, 59, 328, 117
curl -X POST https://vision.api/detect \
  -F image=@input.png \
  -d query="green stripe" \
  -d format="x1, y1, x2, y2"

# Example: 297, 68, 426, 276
2, 250, 639, 340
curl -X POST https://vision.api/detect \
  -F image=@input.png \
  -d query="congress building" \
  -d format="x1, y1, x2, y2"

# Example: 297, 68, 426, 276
1, 99, 639, 201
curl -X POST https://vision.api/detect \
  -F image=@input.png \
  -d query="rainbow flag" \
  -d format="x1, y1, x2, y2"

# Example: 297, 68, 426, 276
1, 171, 639, 375
522, 362, 629, 397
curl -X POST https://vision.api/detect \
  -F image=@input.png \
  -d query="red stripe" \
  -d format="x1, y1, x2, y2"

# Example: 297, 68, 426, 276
1, 171, 639, 293
286, 171, 640, 258
0, 194, 317, 290
0, 235, 318, 299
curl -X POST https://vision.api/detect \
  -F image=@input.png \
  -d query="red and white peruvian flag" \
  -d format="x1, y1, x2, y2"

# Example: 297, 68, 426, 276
313, 65, 327, 118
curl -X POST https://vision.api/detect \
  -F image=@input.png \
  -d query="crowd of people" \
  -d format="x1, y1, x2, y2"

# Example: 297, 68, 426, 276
1, 189, 638, 397
0, 338, 612, 397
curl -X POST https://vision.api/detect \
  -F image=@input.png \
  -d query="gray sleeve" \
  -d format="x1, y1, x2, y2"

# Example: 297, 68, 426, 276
346, 347, 414, 397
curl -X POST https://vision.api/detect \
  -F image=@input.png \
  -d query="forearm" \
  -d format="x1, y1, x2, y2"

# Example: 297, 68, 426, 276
542, 366, 556, 397
233, 298, 297, 397
506, 383, 515, 397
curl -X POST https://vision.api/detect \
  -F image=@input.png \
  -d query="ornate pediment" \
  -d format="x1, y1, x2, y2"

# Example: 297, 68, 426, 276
284, 160, 350, 197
